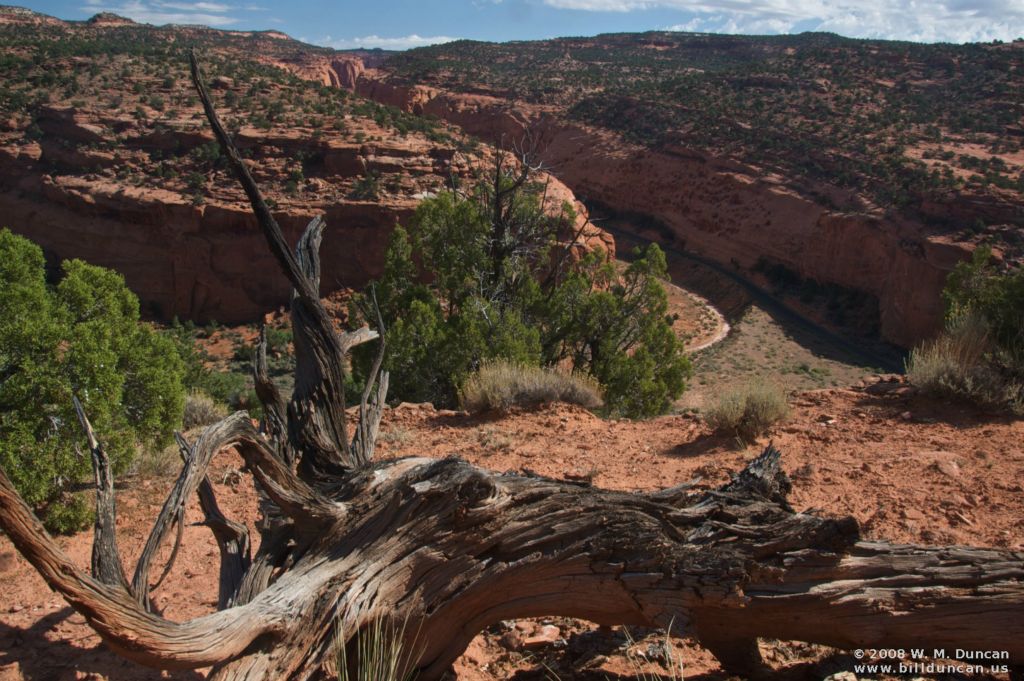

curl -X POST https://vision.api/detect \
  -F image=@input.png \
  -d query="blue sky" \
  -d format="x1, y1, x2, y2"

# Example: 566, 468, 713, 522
16, 0, 1024, 47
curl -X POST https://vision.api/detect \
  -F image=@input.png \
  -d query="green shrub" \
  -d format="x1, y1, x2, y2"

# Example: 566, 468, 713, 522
906, 247, 1024, 413
352, 168, 690, 418
264, 325, 293, 354
0, 229, 186, 533
907, 312, 1022, 413
40, 493, 94, 536
460, 360, 603, 413
942, 246, 1024, 367
706, 380, 789, 444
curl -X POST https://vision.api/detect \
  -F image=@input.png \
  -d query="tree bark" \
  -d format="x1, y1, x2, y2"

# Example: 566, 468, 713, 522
0, 51, 1021, 681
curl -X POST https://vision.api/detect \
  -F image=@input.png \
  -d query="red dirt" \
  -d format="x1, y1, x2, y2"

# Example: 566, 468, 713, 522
1, 379, 1022, 680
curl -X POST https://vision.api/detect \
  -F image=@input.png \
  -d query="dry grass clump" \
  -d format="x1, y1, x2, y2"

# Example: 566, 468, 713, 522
705, 379, 789, 444
334, 617, 419, 681
182, 390, 228, 430
131, 442, 181, 478
459, 361, 604, 413
907, 313, 1023, 414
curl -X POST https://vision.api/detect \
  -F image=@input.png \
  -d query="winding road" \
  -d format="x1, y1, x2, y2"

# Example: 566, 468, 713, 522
600, 220, 906, 374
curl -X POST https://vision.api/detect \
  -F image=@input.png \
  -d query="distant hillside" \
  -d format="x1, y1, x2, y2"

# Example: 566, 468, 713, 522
0, 6, 604, 323
384, 32, 1024, 233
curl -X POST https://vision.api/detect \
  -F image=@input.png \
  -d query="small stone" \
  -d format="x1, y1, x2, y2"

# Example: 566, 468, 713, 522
900, 411, 913, 421
902, 508, 925, 521
498, 631, 523, 650
8, 604, 24, 613
522, 624, 561, 650
934, 460, 961, 479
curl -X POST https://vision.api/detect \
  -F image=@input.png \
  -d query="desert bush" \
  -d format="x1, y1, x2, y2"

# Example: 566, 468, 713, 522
0, 229, 185, 533
907, 248, 1024, 413
132, 441, 182, 478
907, 312, 1022, 413
352, 171, 690, 418
942, 247, 1024, 366
706, 380, 789, 444
460, 361, 604, 413
182, 390, 228, 430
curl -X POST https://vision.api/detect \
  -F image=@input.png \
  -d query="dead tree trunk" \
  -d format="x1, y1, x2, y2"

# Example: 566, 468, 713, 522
1, 52, 1023, 681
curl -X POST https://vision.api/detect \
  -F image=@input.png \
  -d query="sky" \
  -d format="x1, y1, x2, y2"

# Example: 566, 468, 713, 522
16, 0, 1024, 48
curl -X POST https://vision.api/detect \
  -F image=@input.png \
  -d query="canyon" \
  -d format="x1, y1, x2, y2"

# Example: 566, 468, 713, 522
3, 10, 1022, 349
0, 14, 609, 324
321, 59, 993, 348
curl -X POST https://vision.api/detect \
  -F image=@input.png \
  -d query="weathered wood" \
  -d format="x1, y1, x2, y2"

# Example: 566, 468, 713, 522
176, 432, 252, 608
74, 396, 131, 592
253, 324, 289, 463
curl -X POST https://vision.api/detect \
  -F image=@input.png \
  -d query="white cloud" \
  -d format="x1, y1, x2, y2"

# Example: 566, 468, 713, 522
81, 0, 243, 26
544, 0, 1024, 42
318, 34, 461, 50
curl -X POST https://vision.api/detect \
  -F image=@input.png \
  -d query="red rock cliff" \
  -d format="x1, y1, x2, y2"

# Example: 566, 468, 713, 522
341, 67, 977, 348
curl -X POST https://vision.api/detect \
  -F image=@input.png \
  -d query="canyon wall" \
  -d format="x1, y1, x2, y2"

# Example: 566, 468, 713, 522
0, 163, 405, 324
350, 71, 973, 348
1, 103, 609, 325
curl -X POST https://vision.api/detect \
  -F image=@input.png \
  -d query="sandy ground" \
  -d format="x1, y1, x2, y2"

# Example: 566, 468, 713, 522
1, 378, 1022, 680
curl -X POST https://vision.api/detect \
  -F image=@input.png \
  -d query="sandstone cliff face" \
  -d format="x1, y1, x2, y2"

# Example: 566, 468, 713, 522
267, 54, 366, 90
0, 153, 414, 324
345, 68, 974, 347
0, 100, 609, 325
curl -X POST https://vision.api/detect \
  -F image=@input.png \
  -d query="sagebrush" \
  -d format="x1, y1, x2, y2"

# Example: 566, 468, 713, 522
182, 390, 229, 430
907, 312, 1023, 414
460, 361, 604, 413
908, 247, 1024, 414
705, 379, 789, 444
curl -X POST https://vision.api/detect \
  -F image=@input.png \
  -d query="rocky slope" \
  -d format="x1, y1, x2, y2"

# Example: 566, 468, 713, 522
303, 35, 1024, 349
0, 9, 611, 324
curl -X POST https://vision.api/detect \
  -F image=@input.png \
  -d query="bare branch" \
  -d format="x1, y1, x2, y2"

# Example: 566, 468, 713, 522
74, 396, 131, 592
192, 52, 360, 476
253, 325, 289, 461
0, 462, 286, 669
176, 432, 251, 608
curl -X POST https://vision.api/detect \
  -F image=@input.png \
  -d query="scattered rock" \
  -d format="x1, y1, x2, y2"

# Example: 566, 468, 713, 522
515, 621, 535, 635
498, 631, 523, 650
934, 459, 961, 479
902, 508, 925, 521
522, 624, 562, 650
